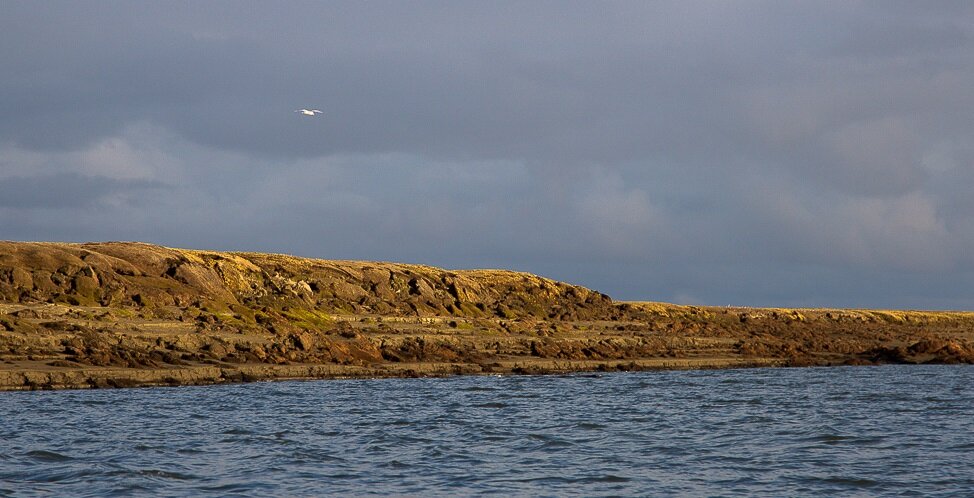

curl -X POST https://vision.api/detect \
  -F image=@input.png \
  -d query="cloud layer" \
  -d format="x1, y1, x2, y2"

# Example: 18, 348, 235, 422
3, 1, 974, 308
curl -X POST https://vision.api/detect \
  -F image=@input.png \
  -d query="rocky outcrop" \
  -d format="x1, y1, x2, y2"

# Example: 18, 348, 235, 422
0, 241, 614, 323
2, 241, 974, 390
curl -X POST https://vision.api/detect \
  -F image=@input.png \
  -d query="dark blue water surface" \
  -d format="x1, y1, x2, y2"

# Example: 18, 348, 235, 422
2, 365, 974, 496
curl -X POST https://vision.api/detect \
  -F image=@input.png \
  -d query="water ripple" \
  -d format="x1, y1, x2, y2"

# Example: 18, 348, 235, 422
1, 365, 973, 496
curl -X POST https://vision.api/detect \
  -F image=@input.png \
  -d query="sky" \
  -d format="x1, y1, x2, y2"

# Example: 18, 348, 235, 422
2, 1, 974, 309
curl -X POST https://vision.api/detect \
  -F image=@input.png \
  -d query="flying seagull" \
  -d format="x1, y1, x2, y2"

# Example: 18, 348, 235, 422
295, 109, 323, 116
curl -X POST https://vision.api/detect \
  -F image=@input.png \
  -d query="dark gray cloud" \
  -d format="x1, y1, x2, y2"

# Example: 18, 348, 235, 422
2, 1, 974, 309
0, 173, 163, 208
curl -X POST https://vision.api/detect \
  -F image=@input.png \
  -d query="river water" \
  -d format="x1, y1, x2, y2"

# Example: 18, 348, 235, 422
2, 365, 973, 496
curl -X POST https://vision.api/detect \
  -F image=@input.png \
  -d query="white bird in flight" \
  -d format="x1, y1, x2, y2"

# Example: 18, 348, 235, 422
295, 109, 323, 116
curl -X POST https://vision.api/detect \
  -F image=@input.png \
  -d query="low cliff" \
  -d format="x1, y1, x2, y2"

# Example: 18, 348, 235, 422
2, 241, 973, 390
0, 241, 615, 325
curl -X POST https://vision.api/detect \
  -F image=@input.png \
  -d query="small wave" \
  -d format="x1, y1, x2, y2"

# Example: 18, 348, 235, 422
804, 434, 886, 447
473, 402, 508, 409
527, 433, 573, 449
136, 469, 198, 481
24, 450, 73, 463
290, 449, 345, 463
100, 467, 198, 481
223, 428, 254, 436
805, 476, 881, 489
175, 447, 206, 455
196, 482, 277, 494
582, 474, 631, 484
105, 483, 154, 495
718, 378, 744, 385
574, 422, 607, 430
815, 434, 852, 444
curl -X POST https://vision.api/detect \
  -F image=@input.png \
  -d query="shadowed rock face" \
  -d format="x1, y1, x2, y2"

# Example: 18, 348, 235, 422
0, 241, 615, 322
1, 241, 974, 390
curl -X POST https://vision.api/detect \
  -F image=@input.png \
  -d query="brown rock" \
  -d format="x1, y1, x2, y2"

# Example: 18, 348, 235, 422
408, 278, 436, 297
331, 281, 368, 300
72, 275, 100, 296
11, 268, 33, 289
295, 332, 315, 351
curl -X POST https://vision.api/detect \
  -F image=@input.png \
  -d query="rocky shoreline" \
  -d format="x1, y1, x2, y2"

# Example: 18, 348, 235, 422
2, 241, 973, 391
